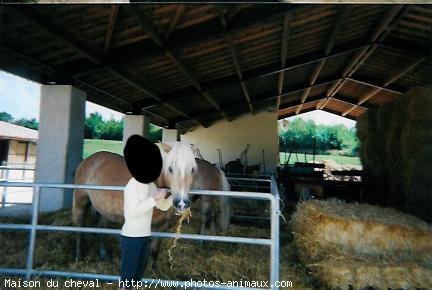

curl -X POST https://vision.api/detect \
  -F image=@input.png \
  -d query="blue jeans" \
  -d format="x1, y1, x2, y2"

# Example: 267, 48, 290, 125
120, 235, 151, 288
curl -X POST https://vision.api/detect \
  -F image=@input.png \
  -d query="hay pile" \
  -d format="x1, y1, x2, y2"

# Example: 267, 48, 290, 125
356, 83, 432, 221
291, 200, 432, 289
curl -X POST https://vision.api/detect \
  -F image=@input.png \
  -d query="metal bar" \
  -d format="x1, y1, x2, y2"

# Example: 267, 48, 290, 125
25, 186, 39, 280
1, 169, 9, 207
270, 175, 280, 289
0, 167, 35, 170
227, 177, 272, 183
0, 224, 271, 245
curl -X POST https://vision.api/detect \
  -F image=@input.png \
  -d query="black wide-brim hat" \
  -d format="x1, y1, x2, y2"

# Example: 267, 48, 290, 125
124, 135, 163, 184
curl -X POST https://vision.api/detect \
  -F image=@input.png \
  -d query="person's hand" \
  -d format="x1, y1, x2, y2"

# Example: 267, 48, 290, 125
154, 188, 167, 201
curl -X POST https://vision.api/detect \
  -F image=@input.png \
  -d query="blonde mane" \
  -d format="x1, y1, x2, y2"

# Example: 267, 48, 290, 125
159, 142, 197, 178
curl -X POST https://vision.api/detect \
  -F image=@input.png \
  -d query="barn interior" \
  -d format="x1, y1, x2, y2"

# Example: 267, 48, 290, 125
0, 3, 431, 289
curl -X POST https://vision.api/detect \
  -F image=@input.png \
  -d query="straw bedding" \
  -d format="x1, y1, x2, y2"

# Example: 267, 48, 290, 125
313, 258, 432, 290
291, 200, 432, 289
0, 201, 313, 290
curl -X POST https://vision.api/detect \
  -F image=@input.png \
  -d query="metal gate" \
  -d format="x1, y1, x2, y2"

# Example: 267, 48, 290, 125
0, 177, 280, 289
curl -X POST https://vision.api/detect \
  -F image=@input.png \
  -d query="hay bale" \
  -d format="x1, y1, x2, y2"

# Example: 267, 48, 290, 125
312, 258, 432, 290
385, 94, 411, 207
291, 200, 432, 265
399, 84, 432, 222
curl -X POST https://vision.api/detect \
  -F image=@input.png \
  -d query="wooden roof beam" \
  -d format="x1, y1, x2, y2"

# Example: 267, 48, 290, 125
321, 5, 405, 110
164, 5, 186, 41
111, 68, 205, 127
127, 7, 227, 121
297, 6, 351, 114
126, 7, 225, 123
66, 5, 306, 78
12, 7, 102, 64
103, 5, 119, 56
342, 56, 425, 116
136, 42, 371, 110
125, 6, 163, 46
219, 10, 253, 113
277, 12, 293, 110
173, 78, 338, 124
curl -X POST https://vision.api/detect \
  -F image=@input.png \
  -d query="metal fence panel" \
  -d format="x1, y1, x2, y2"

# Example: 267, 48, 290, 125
0, 179, 280, 289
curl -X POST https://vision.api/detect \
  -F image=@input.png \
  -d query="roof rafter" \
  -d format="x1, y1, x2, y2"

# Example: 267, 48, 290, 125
65, 5, 306, 78
342, 56, 425, 116
218, 7, 253, 113
296, 5, 351, 114
277, 11, 294, 110
103, 5, 119, 56
126, 6, 227, 121
109, 67, 206, 127
172, 80, 335, 125
12, 6, 102, 64
320, 5, 406, 110
134, 42, 373, 110
164, 5, 186, 41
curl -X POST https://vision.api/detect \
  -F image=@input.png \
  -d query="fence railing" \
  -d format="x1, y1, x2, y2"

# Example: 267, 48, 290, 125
0, 165, 35, 207
0, 178, 281, 290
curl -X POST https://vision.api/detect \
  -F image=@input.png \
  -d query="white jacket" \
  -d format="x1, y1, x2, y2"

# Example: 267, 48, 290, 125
121, 178, 157, 237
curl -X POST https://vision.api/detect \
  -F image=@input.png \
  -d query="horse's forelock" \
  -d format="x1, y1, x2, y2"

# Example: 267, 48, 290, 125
163, 142, 197, 177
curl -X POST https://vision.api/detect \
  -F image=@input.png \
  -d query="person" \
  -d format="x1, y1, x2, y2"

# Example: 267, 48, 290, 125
120, 135, 170, 290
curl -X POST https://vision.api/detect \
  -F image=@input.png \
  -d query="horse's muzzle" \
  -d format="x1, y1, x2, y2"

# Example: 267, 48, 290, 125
173, 197, 190, 213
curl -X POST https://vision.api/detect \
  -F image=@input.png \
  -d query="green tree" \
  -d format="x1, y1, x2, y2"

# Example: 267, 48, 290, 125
0, 112, 13, 122
14, 118, 39, 130
85, 112, 104, 139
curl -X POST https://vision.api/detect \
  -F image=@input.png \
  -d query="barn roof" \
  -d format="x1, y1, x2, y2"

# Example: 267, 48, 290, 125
0, 4, 431, 132
0, 121, 38, 143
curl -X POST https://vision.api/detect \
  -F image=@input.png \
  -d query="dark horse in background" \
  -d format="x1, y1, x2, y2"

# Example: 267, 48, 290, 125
72, 142, 230, 269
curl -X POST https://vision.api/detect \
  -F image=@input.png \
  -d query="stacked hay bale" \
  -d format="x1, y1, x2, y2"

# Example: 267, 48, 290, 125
291, 200, 432, 289
400, 84, 432, 221
356, 108, 387, 203
356, 83, 432, 221
385, 93, 410, 207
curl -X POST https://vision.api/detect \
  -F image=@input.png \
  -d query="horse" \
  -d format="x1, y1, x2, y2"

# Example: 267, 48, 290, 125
72, 142, 230, 269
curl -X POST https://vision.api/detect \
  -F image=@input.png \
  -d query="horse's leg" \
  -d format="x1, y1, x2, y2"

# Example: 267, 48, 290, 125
97, 215, 108, 260
72, 190, 90, 261
200, 196, 215, 235
150, 238, 162, 271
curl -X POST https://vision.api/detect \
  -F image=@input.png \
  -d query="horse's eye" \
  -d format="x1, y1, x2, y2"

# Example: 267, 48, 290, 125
168, 166, 173, 174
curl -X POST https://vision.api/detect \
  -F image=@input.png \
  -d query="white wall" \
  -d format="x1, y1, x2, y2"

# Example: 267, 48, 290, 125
182, 111, 279, 173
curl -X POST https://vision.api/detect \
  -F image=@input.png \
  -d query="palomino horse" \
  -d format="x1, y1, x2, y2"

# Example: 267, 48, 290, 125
73, 142, 230, 269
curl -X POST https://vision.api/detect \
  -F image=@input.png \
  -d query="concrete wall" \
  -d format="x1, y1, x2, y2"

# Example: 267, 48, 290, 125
182, 111, 279, 173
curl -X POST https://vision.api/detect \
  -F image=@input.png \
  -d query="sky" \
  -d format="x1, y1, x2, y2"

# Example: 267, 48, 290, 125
0, 71, 123, 121
1, 70, 355, 128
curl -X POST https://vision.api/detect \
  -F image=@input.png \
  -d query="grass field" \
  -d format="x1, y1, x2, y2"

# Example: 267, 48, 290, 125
279, 152, 361, 166
83, 139, 361, 166
83, 139, 123, 159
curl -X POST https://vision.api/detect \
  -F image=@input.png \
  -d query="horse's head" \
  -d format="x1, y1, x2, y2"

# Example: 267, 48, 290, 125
158, 142, 197, 214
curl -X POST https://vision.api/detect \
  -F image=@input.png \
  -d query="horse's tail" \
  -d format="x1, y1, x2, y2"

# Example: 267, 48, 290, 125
219, 169, 231, 192
72, 161, 90, 226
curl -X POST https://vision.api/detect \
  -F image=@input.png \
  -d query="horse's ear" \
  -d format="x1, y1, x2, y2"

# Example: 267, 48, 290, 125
160, 143, 172, 153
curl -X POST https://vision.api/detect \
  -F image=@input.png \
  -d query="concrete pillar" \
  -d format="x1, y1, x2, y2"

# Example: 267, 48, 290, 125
35, 85, 85, 212
162, 129, 179, 143
123, 115, 150, 145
